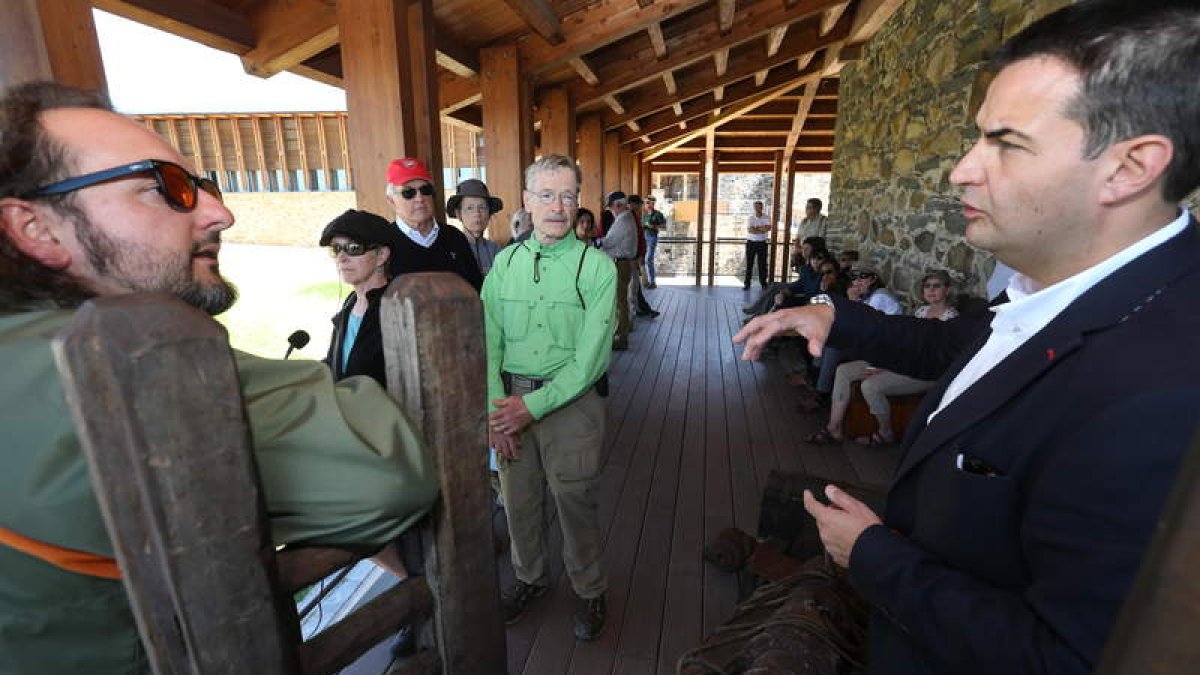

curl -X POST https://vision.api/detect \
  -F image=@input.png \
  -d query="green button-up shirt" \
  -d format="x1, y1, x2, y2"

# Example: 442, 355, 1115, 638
482, 232, 617, 419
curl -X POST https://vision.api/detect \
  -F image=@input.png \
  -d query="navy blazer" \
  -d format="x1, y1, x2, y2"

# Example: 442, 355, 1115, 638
827, 217, 1200, 675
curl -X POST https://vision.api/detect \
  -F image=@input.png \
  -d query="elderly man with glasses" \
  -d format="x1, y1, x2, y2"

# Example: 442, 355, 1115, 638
384, 157, 483, 291
0, 82, 438, 672
482, 155, 617, 642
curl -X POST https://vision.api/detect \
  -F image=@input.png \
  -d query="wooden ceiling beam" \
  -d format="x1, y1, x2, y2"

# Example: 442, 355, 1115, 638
502, 0, 564, 45
604, 95, 626, 115
641, 48, 839, 159
849, 0, 905, 42
239, 0, 339, 79
564, 0, 848, 110
439, 71, 482, 114
518, 0, 710, 76
436, 40, 480, 78
648, 22, 668, 59
821, 1, 852, 35
766, 25, 789, 57
601, 21, 842, 130
94, 0, 254, 55
713, 48, 729, 77
568, 56, 600, 85
662, 72, 677, 95
784, 79, 821, 158
717, 0, 736, 35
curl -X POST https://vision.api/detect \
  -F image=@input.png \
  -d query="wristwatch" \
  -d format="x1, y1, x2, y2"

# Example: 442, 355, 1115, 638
808, 293, 836, 314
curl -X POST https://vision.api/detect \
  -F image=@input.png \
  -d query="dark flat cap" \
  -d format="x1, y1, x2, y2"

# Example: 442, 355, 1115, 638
318, 209, 396, 247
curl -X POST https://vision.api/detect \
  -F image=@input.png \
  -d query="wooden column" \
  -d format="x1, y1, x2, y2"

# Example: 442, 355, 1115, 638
781, 157, 797, 281
0, 0, 107, 93
707, 150, 720, 287
694, 161, 706, 287
602, 131, 621, 210
537, 87, 575, 159
577, 113, 604, 213
481, 44, 533, 243
767, 149, 784, 281
618, 144, 634, 194
638, 156, 652, 197
338, 0, 444, 219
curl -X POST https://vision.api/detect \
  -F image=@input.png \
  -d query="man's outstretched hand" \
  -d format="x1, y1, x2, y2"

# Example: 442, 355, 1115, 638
733, 304, 835, 360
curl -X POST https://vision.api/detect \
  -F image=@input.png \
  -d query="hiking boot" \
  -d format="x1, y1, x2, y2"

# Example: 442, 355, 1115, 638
502, 580, 547, 624
573, 594, 606, 641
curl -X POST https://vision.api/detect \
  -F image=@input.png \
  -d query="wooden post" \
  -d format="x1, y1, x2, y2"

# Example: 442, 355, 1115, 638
618, 143, 634, 194
577, 113, 604, 212
338, 0, 445, 219
0, 0, 107, 93
603, 131, 622, 209
52, 295, 298, 675
781, 157, 797, 282
380, 273, 505, 675
695, 160, 706, 287
767, 149, 783, 282
707, 150, 720, 287
481, 44, 533, 243
537, 87, 575, 158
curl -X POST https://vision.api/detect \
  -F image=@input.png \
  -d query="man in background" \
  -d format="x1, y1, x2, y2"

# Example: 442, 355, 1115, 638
744, 200, 771, 290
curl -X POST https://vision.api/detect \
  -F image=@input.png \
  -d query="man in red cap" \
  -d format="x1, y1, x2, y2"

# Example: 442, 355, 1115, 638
384, 158, 483, 290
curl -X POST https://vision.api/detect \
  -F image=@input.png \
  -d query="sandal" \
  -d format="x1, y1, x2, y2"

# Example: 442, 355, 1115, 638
854, 431, 895, 447
805, 429, 843, 446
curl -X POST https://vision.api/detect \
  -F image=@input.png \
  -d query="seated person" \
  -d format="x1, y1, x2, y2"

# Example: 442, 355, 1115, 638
320, 209, 397, 387
838, 249, 859, 272
805, 271, 959, 445
743, 238, 828, 316
0, 82, 438, 672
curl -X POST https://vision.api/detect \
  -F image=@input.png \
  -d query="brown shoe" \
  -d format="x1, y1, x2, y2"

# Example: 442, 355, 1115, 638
501, 580, 547, 625
573, 594, 606, 641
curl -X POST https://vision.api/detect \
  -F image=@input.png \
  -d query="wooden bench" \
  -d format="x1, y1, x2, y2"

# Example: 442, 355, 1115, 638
51, 273, 503, 675
841, 380, 924, 440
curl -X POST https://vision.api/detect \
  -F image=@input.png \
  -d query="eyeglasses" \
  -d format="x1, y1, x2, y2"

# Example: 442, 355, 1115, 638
398, 183, 435, 200
527, 190, 579, 207
23, 159, 221, 212
328, 242, 381, 257
923, 282, 946, 289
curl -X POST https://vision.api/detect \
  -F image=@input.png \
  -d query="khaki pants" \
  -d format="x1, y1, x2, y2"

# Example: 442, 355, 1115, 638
614, 259, 632, 340
497, 387, 607, 599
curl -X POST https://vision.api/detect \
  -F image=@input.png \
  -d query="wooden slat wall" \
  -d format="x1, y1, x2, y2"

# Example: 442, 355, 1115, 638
135, 112, 482, 194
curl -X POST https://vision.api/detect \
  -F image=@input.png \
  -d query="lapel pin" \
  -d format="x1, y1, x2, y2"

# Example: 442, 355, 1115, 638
1047, 348, 1056, 361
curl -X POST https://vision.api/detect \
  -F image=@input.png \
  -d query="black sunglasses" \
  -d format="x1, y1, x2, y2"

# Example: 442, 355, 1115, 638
328, 242, 381, 257
399, 183, 435, 200
24, 159, 221, 212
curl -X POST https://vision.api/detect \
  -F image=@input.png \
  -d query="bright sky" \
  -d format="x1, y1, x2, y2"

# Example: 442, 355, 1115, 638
94, 9, 347, 114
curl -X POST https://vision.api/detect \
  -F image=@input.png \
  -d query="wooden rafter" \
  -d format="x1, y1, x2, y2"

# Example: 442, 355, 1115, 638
784, 80, 822, 158
604, 95, 625, 115
562, 0, 848, 110
239, 0, 339, 78
568, 56, 599, 85
502, 0, 563, 45
766, 25, 789, 57
821, 1, 851, 35
717, 0, 736, 34
600, 20, 843, 130
647, 22, 667, 59
662, 72, 677, 95
713, 49, 729, 77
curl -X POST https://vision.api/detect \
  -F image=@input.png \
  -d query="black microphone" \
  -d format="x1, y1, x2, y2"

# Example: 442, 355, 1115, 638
285, 330, 310, 360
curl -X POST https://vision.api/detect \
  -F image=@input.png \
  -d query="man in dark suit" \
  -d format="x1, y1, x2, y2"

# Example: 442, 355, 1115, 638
735, 1, 1200, 673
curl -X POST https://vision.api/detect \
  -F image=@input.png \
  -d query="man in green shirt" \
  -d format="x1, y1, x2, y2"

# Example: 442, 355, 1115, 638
0, 82, 437, 673
482, 155, 617, 641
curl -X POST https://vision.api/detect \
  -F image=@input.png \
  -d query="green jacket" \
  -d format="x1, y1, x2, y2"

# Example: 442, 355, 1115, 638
0, 309, 438, 674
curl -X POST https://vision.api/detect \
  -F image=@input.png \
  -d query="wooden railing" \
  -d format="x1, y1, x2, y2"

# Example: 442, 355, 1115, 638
50, 272, 503, 674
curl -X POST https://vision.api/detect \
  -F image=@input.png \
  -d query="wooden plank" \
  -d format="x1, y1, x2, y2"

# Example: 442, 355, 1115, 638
781, 159, 796, 281
381, 273, 505, 675
209, 117, 228, 190
647, 22, 667, 59
240, 0, 339, 78
767, 150, 783, 280
502, 0, 563, 45
273, 116, 289, 187
716, 0, 735, 34
230, 116, 250, 191
706, 146, 718, 286
567, 56, 599, 86
337, 114, 353, 189
315, 113, 332, 188
694, 161, 706, 287
537, 87, 576, 158
603, 130, 622, 207
51, 295, 297, 675
251, 117, 268, 189
578, 114, 605, 212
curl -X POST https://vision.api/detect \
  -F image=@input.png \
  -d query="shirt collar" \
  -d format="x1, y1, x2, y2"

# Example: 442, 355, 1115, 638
993, 208, 1191, 331
526, 230, 579, 256
395, 216, 440, 246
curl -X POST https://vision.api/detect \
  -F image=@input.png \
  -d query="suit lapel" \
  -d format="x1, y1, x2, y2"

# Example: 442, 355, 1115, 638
894, 219, 1200, 482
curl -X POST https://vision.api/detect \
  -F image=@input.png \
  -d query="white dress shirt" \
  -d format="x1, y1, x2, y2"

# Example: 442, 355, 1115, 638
746, 215, 771, 242
395, 217, 440, 248
931, 210, 1190, 420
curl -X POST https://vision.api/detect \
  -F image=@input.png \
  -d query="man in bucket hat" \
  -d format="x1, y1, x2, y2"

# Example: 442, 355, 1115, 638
385, 158, 482, 290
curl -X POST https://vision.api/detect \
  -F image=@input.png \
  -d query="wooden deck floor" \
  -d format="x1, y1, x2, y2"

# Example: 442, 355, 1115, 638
497, 283, 903, 675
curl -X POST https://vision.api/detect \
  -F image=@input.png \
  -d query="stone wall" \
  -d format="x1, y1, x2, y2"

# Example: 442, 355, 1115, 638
222, 191, 358, 247
828, 0, 1072, 305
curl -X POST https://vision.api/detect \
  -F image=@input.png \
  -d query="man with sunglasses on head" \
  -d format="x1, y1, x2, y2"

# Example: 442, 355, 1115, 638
0, 82, 438, 673
482, 155, 617, 642
736, 2, 1200, 673
384, 157, 483, 291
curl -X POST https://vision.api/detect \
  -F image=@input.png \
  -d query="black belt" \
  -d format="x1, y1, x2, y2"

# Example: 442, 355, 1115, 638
502, 372, 550, 393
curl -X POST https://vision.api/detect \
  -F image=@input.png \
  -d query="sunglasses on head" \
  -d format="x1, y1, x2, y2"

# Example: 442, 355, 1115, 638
328, 242, 380, 257
399, 183, 435, 200
24, 159, 221, 212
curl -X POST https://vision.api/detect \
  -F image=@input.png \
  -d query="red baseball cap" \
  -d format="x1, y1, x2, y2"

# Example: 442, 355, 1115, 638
387, 158, 434, 186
